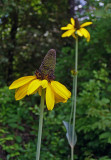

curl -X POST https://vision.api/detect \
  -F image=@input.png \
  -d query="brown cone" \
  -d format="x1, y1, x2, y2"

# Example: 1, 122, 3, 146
39, 49, 56, 80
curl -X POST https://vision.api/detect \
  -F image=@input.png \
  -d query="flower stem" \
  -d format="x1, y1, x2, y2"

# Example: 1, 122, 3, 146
36, 89, 45, 160
71, 36, 78, 160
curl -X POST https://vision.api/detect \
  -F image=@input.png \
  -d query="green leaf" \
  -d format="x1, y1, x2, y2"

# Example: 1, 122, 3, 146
63, 121, 77, 148
15, 136, 22, 143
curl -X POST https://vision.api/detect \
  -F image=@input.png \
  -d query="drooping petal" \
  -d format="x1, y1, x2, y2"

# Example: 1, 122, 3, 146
46, 84, 55, 110
70, 18, 75, 26
38, 87, 42, 96
54, 92, 67, 104
27, 79, 41, 95
80, 22, 92, 28
30, 88, 38, 95
9, 76, 36, 89
77, 29, 83, 37
51, 85, 68, 103
15, 83, 30, 100
51, 81, 71, 100
41, 80, 48, 88
72, 33, 76, 39
61, 24, 73, 30
61, 29, 75, 38
33, 80, 47, 96
80, 28, 90, 42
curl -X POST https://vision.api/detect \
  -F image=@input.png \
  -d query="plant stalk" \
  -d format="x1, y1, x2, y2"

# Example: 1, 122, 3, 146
71, 36, 78, 160
36, 89, 45, 160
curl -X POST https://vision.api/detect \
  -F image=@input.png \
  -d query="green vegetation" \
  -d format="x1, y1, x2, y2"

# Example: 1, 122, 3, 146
0, 0, 111, 159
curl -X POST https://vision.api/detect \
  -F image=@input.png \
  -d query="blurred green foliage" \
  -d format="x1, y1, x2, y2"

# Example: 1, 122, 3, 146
0, 0, 111, 160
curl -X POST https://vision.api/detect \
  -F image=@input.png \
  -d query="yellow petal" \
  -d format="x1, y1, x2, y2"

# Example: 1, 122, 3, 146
61, 24, 73, 30
46, 84, 55, 110
37, 81, 47, 96
9, 76, 36, 89
38, 87, 42, 96
61, 29, 75, 38
80, 28, 90, 42
51, 81, 71, 100
41, 80, 48, 88
30, 88, 38, 95
80, 22, 92, 28
77, 30, 83, 37
27, 79, 41, 95
15, 83, 30, 100
72, 33, 76, 39
70, 18, 75, 26
54, 92, 67, 104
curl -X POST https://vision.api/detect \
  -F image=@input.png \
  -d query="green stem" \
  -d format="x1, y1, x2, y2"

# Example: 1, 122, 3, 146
71, 146, 74, 160
71, 36, 78, 160
36, 89, 45, 160
69, 75, 75, 124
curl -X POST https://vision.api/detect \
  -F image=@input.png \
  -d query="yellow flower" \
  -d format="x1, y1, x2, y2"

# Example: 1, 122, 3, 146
61, 18, 92, 42
9, 49, 71, 110
9, 76, 71, 110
